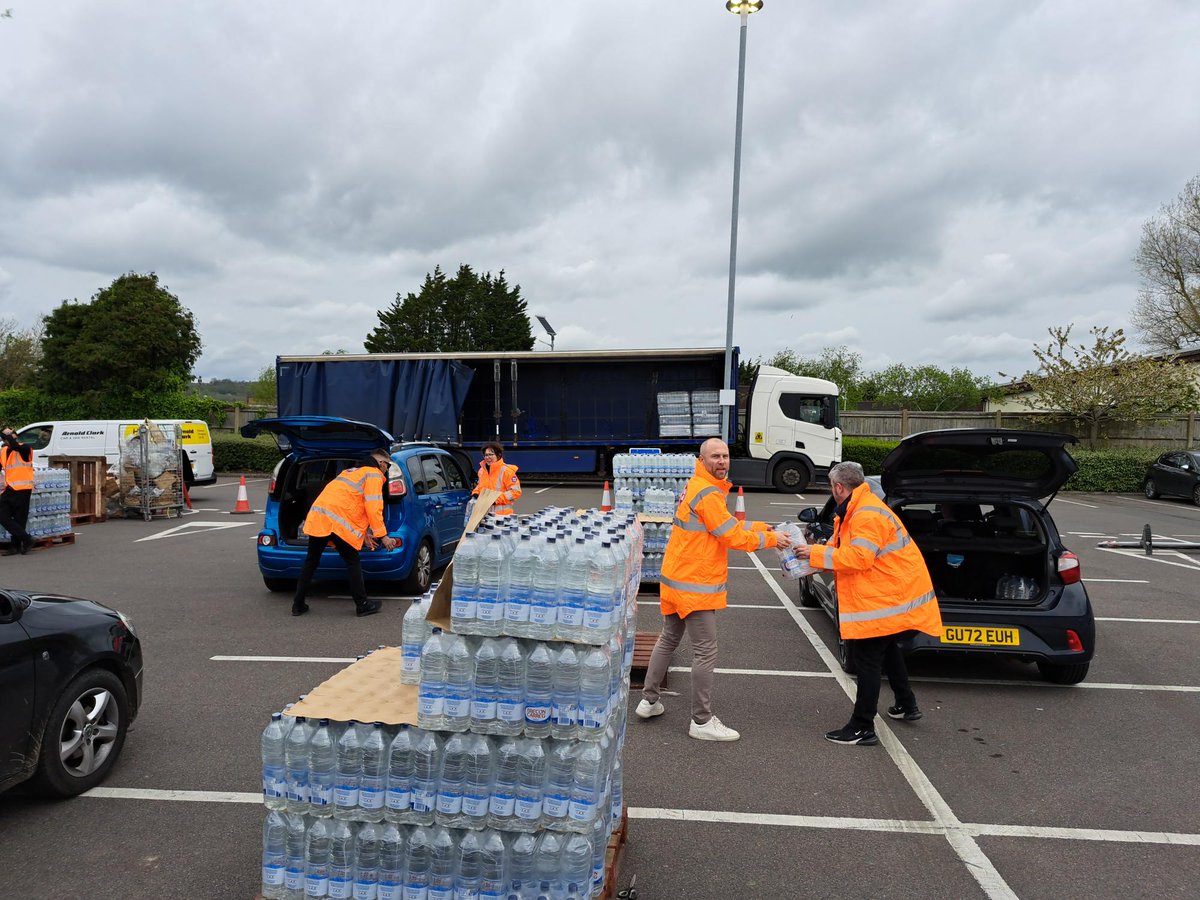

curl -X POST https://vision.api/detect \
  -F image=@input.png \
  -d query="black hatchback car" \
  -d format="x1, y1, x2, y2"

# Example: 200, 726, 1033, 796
798, 429, 1095, 684
0, 589, 143, 796
1142, 450, 1200, 505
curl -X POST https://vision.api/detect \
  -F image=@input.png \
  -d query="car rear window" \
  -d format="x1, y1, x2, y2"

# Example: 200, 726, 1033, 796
897, 446, 1055, 481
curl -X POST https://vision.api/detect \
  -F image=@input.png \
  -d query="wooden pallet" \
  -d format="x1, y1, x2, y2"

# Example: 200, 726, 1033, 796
70, 512, 106, 526
1, 532, 76, 553
600, 805, 631, 900
630, 631, 666, 689
48, 455, 108, 521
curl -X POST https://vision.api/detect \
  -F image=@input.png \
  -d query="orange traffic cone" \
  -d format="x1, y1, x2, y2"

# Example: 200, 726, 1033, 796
232, 475, 253, 514
600, 480, 612, 512
734, 485, 746, 521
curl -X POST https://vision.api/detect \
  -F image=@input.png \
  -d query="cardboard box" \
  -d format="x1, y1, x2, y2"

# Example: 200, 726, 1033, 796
426, 488, 499, 631
286, 647, 417, 725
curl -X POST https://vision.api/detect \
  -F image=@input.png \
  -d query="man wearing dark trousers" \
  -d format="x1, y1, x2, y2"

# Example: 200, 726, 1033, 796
805, 461, 943, 745
0, 426, 35, 556
291, 449, 397, 617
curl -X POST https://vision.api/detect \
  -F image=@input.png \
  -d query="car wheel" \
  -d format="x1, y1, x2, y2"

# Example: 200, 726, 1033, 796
798, 577, 820, 609
1036, 661, 1090, 685
401, 539, 434, 594
263, 577, 296, 593
1143, 479, 1160, 499
1193, 485, 1200, 507
837, 634, 857, 675
773, 460, 811, 493
32, 668, 130, 797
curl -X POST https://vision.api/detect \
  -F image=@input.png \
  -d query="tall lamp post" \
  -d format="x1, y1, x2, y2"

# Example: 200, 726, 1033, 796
536, 315, 557, 351
721, 0, 763, 441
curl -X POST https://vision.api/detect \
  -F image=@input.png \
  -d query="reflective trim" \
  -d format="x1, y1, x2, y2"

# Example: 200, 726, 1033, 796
711, 518, 737, 537
850, 537, 880, 555
660, 575, 726, 594
310, 506, 364, 540
672, 515, 708, 532
839, 590, 937, 624
363, 493, 383, 502
877, 534, 912, 557
335, 474, 366, 495
689, 486, 721, 510
756, 532, 766, 550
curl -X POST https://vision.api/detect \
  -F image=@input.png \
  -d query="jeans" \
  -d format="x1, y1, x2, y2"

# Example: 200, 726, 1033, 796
293, 533, 368, 608
849, 632, 917, 731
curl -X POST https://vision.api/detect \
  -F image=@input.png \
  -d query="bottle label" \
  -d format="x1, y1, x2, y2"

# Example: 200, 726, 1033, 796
263, 766, 286, 799
470, 698, 497, 720
480, 878, 506, 898
354, 879, 379, 900
543, 793, 570, 819
360, 785, 384, 810
334, 785, 359, 808
584, 609, 610, 632
428, 886, 453, 900
402, 656, 419, 675
378, 881, 402, 900
444, 696, 471, 719
286, 770, 308, 803
306, 875, 330, 896
402, 885, 427, 900
436, 791, 463, 815
418, 695, 444, 717
569, 796, 596, 821
462, 793, 488, 818
451, 599, 477, 620
329, 875, 353, 899
552, 701, 577, 726
476, 600, 503, 622
558, 606, 583, 628
411, 787, 436, 812
529, 605, 556, 626
489, 790, 516, 817
385, 786, 411, 810
524, 702, 551, 724
262, 863, 285, 887
497, 700, 525, 723
515, 796, 543, 820
580, 702, 606, 730
504, 602, 530, 623
457, 889, 479, 900
286, 867, 304, 892
309, 782, 333, 808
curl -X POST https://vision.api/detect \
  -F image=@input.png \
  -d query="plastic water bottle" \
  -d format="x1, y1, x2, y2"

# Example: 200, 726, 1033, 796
384, 724, 416, 824
523, 644, 554, 738
262, 713, 288, 810
528, 536, 560, 641
514, 737, 547, 832
327, 819, 355, 899
471, 637, 501, 735
461, 733, 494, 831
307, 719, 336, 818
569, 741, 604, 828
589, 808, 608, 896
561, 833, 592, 899
333, 720, 362, 820
443, 633, 474, 732
557, 539, 591, 641
550, 644, 581, 741
401, 598, 426, 685
476, 533, 509, 636
284, 716, 313, 816
352, 822, 380, 900
487, 736, 520, 831
418, 628, 449, 731
584, 542, 618, 641
507, 833, 538, 900
403, 825, 433, 900
427, 826, 457, 900
304, 817, 332, 899
542, 739, 575, 831
282, 812, 308, 900
577, 647, 611, 739
478, 828, 508, 900
435, 732, 468, 828
376, 822, 405, 900
359, 722, 387, 823
532, 832, 565, 898
262, 809, 288, 900
454, 829, 484, 900
410, 729, 442, 826
452, 533, 482, 633
505, 534, 537, 637
494, 638, 526, 737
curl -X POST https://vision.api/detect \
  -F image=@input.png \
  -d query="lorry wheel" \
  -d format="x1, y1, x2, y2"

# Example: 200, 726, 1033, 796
773, 460, 810, 493
402, 539, 434, 594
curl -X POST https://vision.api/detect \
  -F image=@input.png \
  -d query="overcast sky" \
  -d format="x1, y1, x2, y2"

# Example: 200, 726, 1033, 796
2, 1, 1197, 382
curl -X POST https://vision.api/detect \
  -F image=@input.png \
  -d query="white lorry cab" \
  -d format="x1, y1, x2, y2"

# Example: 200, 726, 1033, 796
15, 419, 216, 486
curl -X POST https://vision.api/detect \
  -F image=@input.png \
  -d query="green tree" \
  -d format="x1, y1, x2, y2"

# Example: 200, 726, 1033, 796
1131, 175, 1200, 351
249, 365, 277, 404
748, 345, 868, 405
0, 318, 42, 390
859, 363, 995, 411
40, 272, 203, 406
365, 265, 535, 353
1018, 324, 1200, 447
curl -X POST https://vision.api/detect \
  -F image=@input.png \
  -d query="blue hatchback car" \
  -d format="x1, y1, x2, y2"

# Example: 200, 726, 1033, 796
241, 416, 472, 595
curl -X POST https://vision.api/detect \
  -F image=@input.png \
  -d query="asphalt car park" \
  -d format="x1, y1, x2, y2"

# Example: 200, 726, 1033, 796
1, 476, 1199, 898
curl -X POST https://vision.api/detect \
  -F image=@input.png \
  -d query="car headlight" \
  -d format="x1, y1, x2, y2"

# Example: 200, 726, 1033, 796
117, 610, 137, 636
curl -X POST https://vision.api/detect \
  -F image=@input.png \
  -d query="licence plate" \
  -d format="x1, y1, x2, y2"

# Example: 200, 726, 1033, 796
940, 626, 1020, 647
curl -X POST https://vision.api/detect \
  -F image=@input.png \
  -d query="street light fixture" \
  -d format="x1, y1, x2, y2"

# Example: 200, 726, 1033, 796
536, 315, 557, 351
720, 0, 762, 439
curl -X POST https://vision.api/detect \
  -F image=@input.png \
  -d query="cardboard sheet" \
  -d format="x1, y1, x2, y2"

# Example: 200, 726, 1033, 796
285, 647, 417, 725
426, 488, 499, 631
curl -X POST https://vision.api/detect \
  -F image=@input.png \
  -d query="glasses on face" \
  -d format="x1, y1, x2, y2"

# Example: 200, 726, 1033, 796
483, 452, 497, 459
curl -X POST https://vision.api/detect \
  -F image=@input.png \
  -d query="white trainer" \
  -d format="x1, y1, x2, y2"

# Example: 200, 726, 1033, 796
635, 699, 664, 719
688, 715, 740, 742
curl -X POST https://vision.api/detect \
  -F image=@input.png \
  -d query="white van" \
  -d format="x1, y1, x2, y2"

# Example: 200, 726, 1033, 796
15, 420, 216, 486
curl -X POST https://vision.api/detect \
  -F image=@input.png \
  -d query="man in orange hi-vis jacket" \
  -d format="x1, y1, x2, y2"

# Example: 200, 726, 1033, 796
291, 449, 397, 618
635, 437, 793, 742
807, 461, 942, 746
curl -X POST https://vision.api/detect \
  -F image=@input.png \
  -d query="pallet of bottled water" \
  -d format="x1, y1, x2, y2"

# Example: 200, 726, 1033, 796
612, 452, 692, 516
0, 468, 73, 544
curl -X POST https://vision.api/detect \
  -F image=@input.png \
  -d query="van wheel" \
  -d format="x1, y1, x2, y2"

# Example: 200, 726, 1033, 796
263, 577, 296, 593
32, 668, 130, 797
402, 539, 433, 594
1036, 661, 1089, 684
773, 460, 811, 493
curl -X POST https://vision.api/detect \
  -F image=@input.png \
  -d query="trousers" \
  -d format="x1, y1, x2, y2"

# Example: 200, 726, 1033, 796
0, 488, 31, 546
293, 533, 368, 608
849, 631, 918, 730
642, 610, 718, 724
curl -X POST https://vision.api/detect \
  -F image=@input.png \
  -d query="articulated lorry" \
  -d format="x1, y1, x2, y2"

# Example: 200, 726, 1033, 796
275, 348, 840, 492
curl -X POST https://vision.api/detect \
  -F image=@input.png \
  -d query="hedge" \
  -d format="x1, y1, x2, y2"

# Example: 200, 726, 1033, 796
214, 436, 284, 473
840, 437, 1157, 492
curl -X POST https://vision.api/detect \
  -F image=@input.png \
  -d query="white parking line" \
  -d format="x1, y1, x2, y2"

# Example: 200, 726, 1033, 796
210, 655, 357, 663
1098, 547, 1200, 571
85, 787, 262, 804
745, 553, 1017, 900
638, 601, 784, 610
1096, 617, 1200, 624
669, 666, 834, 678
1055, 498, 1098, 508
1085, 578, 1150, 583
534, 484, 561, 494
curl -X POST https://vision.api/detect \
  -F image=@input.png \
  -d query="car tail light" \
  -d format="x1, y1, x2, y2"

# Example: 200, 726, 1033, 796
1066, 629, 1084, 652
258, 534, 275, 547
1057, 551, 1081, 584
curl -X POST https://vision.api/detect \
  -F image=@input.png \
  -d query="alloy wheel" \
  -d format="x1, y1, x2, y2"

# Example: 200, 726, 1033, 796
59, 686, 121, 778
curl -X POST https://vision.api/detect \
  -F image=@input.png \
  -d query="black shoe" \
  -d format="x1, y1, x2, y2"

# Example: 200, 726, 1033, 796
887, 705, 923, 721
355, 600, 382, 617
2, 547, 19, 557
20, 536, 33, 555
291, 603, 310, 617
825, 725, 879, 745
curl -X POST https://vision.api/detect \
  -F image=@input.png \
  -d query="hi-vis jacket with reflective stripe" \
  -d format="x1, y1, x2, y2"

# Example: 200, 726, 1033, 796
303, 466, 388, 550
473, 460, 521, 516
0, 444, 34, 492
660, 459, 778, 619
807, 481, 941, 640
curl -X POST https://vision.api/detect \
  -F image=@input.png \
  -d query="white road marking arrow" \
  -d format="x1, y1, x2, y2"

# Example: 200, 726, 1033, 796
135, 521, 256, 542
